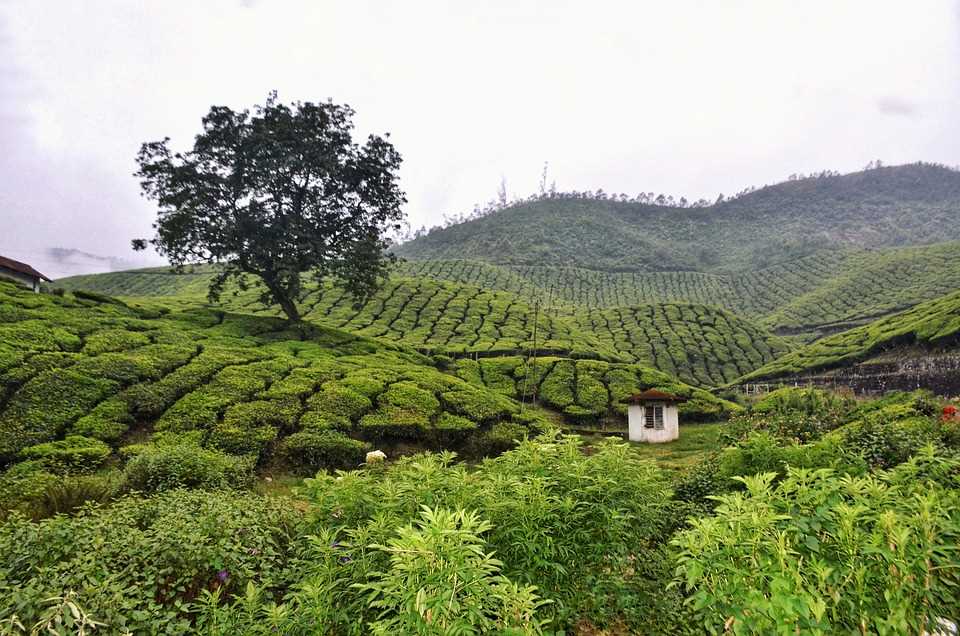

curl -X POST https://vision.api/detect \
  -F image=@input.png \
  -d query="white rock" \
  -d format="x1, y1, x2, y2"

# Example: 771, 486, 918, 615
366, 450, 387, 464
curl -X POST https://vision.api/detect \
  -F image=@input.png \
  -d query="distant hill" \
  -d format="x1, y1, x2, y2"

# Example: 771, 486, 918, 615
395, 163, 960, 273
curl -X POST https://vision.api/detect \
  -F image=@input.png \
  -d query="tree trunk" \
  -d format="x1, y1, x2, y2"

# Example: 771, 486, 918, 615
277, 294, 301, 323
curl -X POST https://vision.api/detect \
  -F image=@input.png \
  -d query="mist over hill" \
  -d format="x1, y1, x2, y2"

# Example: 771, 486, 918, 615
395, 163, 960, 273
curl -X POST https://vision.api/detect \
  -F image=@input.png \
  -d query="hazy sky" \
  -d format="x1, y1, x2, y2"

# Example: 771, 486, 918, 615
1, 0, 959, 275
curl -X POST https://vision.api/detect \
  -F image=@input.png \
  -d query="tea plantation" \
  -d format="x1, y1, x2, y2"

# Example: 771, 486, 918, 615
6, 162, 960, 633
740, 289, 960, 381
58, 272, 791, 386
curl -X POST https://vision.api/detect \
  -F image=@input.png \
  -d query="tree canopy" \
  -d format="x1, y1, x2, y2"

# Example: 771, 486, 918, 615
134, 92, 406, 322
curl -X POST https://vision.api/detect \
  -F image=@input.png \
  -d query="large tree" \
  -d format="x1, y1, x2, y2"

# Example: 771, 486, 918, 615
133, 93, 406, 322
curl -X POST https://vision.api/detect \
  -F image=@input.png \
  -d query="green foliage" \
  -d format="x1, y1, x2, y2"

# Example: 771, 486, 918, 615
441, 388, 517, 423
134, 93, 405, 322
294, 433, 679, 632
0, 489, 303, 634
0, 461, 57, 517
307, 384, 373, 420
359, 407, 431, 439
357, 507, 548, 635
377, 381, 440, 414
123, 444, 254, 492
18, 435, 112, 473
673, 460, 960, 635
278, 430, 369, 474
0, 370, 119, 462
743, 289, 960, 381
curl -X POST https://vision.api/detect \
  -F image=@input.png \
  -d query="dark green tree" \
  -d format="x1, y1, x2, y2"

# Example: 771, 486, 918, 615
133, 92, 406, 322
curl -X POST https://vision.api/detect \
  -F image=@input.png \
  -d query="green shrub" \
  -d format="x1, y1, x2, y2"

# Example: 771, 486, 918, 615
278, 430, 369, 474
0, 370, 119, 461
208, 424, 277, 459
335, 373, 386, 399
0, 461, 57, 517
307, 384, 373, 419
839, 414, 941, 469
69, 397, 132, 441
377, 381, 440, 414
295, 433, 677, 632
718, 431, 866, 485
28, 471, 123, 519
441, 388, 517, 423
673, 461, 960, 634
298, 410, 351, 432
431, 412, 479, 445
0, 489, 303, 634
359, 407, 430, 438
356, 507, 547, 634
538, 360, 575, 409
473, 421, 529, 455
18, 435, 112, 473
82, 328, 151, 355
123, 444, 253, 492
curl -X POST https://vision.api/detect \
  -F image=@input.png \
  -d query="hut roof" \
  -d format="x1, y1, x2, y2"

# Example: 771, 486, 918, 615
626, 389, 688, 403
0, 255, 51, 282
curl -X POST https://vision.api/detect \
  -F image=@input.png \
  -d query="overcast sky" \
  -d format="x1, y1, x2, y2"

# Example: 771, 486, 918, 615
1, 0, 959, 276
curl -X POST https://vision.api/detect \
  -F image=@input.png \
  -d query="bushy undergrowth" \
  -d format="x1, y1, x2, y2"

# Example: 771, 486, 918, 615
674, 453, 960, 634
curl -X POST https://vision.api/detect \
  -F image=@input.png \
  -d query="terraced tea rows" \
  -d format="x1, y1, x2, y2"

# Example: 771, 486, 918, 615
573, 304, 791, 386
399, 243, 960, 336
449, 356, 739, 424
739, 289, 960, 382
0, 282, 542, 469
212, 278, 788, 385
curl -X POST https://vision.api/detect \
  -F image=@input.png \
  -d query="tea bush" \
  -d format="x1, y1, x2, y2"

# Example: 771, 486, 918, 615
18, 435, 112, 473
278, 430, 369, 474
123, 444, 254, 492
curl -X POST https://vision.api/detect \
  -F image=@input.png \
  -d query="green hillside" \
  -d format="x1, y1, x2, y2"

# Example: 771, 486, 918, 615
739, 289, 960, 382
57, 272, 788, 386
399, 241, 960, 338
396, 163, 960, 273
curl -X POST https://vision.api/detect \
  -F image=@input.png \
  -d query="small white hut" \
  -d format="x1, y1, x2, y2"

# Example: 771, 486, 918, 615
626, 389, 686, 443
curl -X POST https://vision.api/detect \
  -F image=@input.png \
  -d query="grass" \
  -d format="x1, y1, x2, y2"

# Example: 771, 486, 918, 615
580, 422, 724, 472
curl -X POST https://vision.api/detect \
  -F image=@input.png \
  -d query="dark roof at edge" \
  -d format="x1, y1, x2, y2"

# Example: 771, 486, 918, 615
627, 389, 688, 403
0, 255, 51, 282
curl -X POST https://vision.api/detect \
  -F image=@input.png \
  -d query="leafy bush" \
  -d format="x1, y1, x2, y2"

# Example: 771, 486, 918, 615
18, 435, 112, 473
431, 412, 479, 445
278, 430, 369, 474
0, 461, 57, 517
0, 489, 303, 634
673, 460, 960, 634
358, 407, 430, 439
0, 370, 119, 461
357, 507, 548, 635
377, 381, 440, 414
839, 414, 942, 469
69, 397, 132, 441
307, 384, 373, 420
82, 328, 151, 355
441, 388, 517, 422
123, 444, 254, 492
27, 471, 123, 519
294, 433, 678, 632
472, 421, 529, 455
